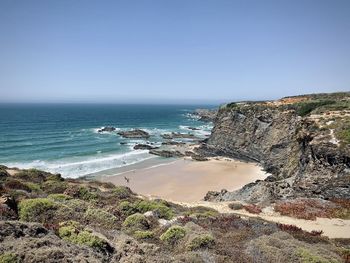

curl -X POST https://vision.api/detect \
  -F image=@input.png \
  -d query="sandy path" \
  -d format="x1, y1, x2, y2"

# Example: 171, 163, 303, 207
171, 200, 350, 239
99, 158, 268, 202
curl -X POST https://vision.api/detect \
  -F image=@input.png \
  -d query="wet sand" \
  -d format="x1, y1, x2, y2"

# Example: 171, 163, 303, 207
97, 158, 269, 202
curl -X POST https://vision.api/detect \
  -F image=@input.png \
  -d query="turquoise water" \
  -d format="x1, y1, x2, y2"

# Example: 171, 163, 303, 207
0, 104, 214, 177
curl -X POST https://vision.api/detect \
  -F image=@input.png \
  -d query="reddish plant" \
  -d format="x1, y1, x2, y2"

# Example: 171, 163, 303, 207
243, 204, 262, 214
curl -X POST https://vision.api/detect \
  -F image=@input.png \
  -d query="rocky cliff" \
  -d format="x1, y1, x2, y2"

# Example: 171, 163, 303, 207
200, 92, 350, 204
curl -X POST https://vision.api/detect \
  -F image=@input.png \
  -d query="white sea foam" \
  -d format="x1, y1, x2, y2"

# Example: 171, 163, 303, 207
6, 150, 154, 178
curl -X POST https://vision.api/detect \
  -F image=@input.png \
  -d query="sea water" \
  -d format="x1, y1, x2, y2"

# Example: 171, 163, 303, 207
0, 104, 214, 177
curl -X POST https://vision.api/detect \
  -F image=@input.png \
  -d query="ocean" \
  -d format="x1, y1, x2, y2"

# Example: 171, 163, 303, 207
0, 104, 214, 178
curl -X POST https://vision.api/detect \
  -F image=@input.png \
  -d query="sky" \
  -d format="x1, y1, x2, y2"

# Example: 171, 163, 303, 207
0, 0, 349, 104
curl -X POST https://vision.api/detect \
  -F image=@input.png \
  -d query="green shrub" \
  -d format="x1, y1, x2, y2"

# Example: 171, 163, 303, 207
118, 199, 174, 219
62, 199, 89, 213
296, 100, 335, 116
184, 206, 218, 218
0, 253, 19, 263
4, 180, 31, 192
133, 230, 154, 240
25, 182, 41, 192
42, 180, 67, 194
122, 213, 149, 231
84, 208, 117, 228
112, 186, 132, 199
160, 226, 186, 244
15, 168, 47, 183
18, 198, 57, 223
78, 187, 99, 201
58, 221, 110, 251
187, 234, 215, 250
228, 203, 244, 210
296, 248, 339, 263
118, 201, 138, 216
48, 194, 72, 201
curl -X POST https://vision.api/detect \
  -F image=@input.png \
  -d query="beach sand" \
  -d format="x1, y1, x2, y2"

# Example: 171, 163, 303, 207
97, 158, 269, 202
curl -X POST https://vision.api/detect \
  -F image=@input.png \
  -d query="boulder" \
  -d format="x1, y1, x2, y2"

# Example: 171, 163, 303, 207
149, 149, 185, 158
117, 129, 150, 138
98, 126, 116, 132
133, 144, 158, 150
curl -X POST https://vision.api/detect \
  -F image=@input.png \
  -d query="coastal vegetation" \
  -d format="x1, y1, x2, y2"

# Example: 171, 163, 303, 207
0, 164, 348, 262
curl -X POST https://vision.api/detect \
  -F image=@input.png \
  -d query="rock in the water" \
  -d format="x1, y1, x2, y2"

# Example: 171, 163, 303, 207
98, 126, 116, 132
161, 132, 196, 140
149, 149, 185, 158
117, 129, 150, 138
161, 141, 186, 146
133, 144, 158, 150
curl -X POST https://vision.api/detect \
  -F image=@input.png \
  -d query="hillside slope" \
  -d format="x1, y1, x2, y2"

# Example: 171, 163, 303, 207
199, 92, 350, 204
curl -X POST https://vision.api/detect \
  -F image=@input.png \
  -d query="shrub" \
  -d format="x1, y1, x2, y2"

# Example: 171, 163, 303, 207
42, 180, 68, 194
58, 221, 111, 252
296, 100, 336, 116
133, 230, 154, 240
228, 203, 244, 210
0, 168, 9, 178
78, 187, 99, 201
15, 168, 48, 183
4, 180, 31, 192
134, 200, 174, 219
118, 199, 174, 219
184, 206, 218, 218
0, 253, 19, 263
187, 234, 215, 250
297, 248, 338, 263
243, 204, 262, 214
48, 194, 72, 202
112, 186, 132, 199
25, 182, 41, 192
160, 226, 186, 244
122, 213, 149, 231
84, 208, 117, 228
18, 198, 57, 223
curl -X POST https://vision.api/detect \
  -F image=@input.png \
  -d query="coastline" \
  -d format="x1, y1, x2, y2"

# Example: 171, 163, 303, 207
95, 157, 269, 202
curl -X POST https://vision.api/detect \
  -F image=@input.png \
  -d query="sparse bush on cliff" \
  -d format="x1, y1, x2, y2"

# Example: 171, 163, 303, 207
84, 208, 117, 228
295, 100, 336, 116
19, 198, 57, 223
4, 180, 32, 192
58, 221, 111, 252
160, 226, 186, 244
122, 213, 149, 231
118, 199, 174, 219
0, 253, 19, 263
112, 186, 133, 199
14, 168, 48, 183
48, 193, 72, 201
187, 234, 215, 250
133, 230, 154, 240
243, 204, 262, 214
297, 248, 339, 263
42, 180, 68, 194
184, 206, 219, 218
78, 186, 99, 201
228, 203, 244, 210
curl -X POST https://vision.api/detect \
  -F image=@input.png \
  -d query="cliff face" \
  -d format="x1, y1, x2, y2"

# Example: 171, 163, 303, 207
201, 93, 350, 204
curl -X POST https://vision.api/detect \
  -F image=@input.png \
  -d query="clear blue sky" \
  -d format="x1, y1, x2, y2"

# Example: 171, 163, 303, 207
0, 0, 349, 104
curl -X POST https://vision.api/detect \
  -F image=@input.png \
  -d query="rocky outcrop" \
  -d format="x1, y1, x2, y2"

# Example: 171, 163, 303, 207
133, 144, 158, 150
161, 132, 197, 140
117, 129, 150, 138
98, 126, 116, 132
149, 149, 185, 158
201, 94, 350, 204
193, 109, 217, 122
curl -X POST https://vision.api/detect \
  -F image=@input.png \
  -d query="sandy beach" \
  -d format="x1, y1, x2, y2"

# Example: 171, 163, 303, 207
98, 158, 269, 202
